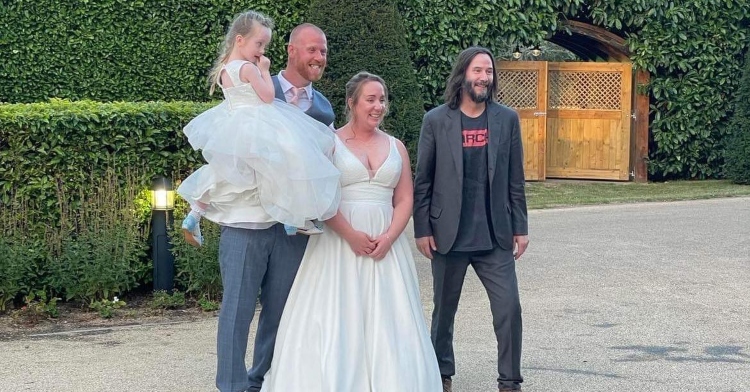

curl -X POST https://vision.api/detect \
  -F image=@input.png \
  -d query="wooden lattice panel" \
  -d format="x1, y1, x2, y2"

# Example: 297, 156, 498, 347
549, 71, 622, 110
495, 70, 538, 109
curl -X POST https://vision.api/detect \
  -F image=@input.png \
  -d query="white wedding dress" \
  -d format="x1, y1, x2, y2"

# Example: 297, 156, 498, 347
260, 135, 442, 392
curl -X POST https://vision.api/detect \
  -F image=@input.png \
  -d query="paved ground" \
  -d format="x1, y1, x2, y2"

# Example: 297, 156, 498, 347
1, 197, 748, 392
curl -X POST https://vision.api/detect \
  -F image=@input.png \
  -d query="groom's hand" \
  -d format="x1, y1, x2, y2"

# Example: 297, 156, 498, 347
416, 236, 436, 259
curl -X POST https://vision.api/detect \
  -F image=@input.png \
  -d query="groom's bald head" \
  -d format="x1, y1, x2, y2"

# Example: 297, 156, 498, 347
289, 23, 325, 45
286, 23, 328, 83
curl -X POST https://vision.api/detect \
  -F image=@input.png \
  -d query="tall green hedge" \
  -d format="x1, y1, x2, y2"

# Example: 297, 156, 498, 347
0, 100, 215, 306
0, 100, 213, 216
724, 53, 750, 184
396, 0, 579, 109
307, 0, 424, 153
3, 1, 750, 179
0, 0, 306, 103
587, 1, 749, 179
395, 0, 750, 179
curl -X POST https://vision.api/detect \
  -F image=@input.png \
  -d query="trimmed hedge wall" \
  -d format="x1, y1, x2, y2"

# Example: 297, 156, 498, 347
724, 53, 750, 184
0, 0, 306, 103
0, 100, 214, 214
2, 1, 750, 179
0, 100, 215, 307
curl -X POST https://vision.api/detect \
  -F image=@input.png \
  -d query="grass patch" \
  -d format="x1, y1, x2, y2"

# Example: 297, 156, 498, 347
526, 180, 750, 209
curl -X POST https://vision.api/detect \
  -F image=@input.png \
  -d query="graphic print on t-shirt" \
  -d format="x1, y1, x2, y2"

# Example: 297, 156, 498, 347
462, 128, 488, 148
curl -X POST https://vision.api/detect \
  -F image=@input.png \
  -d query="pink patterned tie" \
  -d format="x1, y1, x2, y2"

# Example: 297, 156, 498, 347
288, 87, 305, 106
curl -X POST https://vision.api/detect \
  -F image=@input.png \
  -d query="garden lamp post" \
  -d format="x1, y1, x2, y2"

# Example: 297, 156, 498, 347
151, 176, 175, 291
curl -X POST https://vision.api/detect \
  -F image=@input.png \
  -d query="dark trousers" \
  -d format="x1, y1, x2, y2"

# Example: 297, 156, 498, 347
215, 224, 308, 392
431, 246, 523, 390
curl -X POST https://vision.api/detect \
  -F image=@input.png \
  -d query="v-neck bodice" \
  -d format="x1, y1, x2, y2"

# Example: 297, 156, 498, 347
333, 134, 402, 203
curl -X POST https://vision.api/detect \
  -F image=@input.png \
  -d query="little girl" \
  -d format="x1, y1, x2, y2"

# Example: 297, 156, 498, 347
177, 11, 340, 246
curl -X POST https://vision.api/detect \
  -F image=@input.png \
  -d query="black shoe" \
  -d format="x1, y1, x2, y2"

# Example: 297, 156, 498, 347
442, 377, 452, 392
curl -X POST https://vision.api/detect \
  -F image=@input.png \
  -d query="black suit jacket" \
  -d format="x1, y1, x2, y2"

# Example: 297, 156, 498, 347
413, 102, 528, 254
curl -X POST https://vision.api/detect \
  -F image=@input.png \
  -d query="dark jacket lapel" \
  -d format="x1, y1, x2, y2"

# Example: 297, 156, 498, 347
445, 108, 464, 186
487, 103, 501, 187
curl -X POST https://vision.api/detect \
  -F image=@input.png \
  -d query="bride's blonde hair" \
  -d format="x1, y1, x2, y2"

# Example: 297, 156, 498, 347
208, 11, 274, 95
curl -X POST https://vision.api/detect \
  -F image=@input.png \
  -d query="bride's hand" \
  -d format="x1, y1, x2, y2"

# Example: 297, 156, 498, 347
345, 230, 376, 256
369, 233, 394, 261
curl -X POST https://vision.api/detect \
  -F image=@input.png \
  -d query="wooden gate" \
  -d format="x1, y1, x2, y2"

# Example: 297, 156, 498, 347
494, 61, 547, 181
496, 61, 633, 181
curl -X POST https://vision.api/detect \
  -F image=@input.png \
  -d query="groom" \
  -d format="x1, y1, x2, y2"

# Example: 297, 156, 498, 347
215, 23, 335, 392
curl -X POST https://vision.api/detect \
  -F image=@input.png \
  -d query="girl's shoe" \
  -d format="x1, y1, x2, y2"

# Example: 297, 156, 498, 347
181, 214, 203, 247
296, 220, 324, 236
284, 224, 298, 236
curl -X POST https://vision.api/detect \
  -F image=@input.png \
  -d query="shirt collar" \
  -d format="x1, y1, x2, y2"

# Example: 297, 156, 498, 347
278, 71, 313, 99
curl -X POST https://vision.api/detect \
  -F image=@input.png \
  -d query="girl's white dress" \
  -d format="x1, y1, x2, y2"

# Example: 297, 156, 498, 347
259, 135, 442, 392
177, 60, 340, 227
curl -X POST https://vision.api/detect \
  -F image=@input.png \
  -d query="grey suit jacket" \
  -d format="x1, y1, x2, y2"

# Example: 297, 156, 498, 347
413, 102, 528, 254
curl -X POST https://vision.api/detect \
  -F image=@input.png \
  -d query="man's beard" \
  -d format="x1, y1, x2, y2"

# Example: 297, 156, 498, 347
295, 59, 325, 82
463, 79, 490, 103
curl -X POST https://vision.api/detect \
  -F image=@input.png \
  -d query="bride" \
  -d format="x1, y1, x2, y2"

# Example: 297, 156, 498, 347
260, 72, 442, 391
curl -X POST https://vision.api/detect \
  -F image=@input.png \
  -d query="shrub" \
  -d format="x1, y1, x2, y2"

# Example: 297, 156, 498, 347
170, 202, 222, 301
89, 297, 127, 319
307, 0, 425, 158
724, 53, 750, 184
16, 291, 60, 321
0, 200, 49, 311
46, 169, 151, 303
150, 290, 187, 310
198, 296, 221, 312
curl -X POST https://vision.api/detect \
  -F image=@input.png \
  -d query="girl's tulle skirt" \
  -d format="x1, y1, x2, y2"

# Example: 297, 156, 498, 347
177, 100, 340, 227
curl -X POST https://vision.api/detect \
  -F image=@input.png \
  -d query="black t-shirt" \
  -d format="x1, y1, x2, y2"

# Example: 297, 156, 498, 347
452, 110, 495, 252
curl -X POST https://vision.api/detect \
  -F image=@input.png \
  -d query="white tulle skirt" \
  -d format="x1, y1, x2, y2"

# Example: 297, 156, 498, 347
260, 185, 442, 391
176, 99, 340, 227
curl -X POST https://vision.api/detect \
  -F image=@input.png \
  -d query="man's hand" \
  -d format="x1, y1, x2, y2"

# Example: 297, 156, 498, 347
415, 236, 437, 259
513, 235, 529, 260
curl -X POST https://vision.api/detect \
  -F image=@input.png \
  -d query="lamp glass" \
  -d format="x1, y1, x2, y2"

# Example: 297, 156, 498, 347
152, 189, 175, 210
150, 176, 175, 210
512, 45, 522, 59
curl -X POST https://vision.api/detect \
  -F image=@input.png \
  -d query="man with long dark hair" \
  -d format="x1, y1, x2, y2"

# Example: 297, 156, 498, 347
413, 46, 529, 392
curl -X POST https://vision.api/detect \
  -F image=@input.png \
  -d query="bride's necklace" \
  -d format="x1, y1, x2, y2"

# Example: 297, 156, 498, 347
341, 125, 383, 171
342, 125, 380, 147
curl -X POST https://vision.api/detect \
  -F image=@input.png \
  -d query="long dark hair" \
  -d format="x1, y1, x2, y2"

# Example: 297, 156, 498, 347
443, 46, 497, 109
